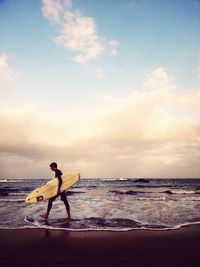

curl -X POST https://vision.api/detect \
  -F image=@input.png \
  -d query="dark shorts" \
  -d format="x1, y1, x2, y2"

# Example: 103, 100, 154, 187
49, 191, 67, 202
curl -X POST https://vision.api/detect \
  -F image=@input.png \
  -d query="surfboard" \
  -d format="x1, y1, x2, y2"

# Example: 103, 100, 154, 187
25, 172, 80, 204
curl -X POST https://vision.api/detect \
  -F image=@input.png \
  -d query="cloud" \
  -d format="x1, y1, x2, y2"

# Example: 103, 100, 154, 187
144, 67, 174, 90
56, 10, 104, 63
0, 67, 200, 178
95, 68, 104, 78
108, 40, 119, 56
0, 54, 18, 82
42, 0, 71, 23
42, 0, 118, 63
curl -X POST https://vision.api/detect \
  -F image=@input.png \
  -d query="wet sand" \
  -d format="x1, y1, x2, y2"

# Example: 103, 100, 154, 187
1, 225, 200, 267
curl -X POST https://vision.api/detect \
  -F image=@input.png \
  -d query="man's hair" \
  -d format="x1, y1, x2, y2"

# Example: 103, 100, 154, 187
50, 162, 57, 168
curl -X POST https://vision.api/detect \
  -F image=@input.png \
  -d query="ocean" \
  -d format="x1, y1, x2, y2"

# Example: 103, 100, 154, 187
0, 177, 200, 231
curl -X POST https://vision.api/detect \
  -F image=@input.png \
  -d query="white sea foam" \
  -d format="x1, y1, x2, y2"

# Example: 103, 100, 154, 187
0, 179, 24, 183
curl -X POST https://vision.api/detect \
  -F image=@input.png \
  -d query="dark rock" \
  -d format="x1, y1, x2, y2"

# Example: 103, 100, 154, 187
163, 190, 173, 194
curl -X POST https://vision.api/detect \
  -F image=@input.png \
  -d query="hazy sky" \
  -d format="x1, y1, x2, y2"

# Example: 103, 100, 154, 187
0, 0, 200, 178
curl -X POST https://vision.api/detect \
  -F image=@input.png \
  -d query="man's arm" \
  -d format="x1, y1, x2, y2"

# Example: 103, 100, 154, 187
56, 170, 63, 194
57, 176, 62, 194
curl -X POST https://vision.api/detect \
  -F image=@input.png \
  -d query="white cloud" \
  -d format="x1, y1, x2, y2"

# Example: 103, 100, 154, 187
108, 40, 119, 56
42, 0, 118, 63
0, 54, 18, 82
56, 10, 104, 63
144, 67, 174, 90
0, 67, 200, 178
95, 68, 104, 78
42, 0, 71, 23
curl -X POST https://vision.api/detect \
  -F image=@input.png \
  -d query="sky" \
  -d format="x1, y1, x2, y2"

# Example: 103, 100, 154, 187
0, 0, 200, 179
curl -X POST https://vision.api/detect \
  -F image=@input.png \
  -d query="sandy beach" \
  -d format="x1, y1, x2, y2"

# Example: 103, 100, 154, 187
1, 225, 200, 267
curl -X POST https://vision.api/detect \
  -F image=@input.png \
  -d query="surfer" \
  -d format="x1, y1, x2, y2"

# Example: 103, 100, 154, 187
40, 162, 71, 221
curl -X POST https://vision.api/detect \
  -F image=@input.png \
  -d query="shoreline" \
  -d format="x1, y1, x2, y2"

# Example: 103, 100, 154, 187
3, 218, 200, 232
1, 225, 200, 267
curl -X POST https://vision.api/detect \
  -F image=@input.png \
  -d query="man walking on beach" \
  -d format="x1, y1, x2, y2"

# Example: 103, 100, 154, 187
40, 162, 71, 221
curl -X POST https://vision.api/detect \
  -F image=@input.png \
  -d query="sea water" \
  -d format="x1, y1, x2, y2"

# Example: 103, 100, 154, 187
0, 177, 200, 231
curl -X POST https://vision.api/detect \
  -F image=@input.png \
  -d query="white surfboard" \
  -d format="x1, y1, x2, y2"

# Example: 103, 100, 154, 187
25, 172, 80, 204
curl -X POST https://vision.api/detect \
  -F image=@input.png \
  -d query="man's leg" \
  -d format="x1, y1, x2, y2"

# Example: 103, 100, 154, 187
61, 192, 71, 220
40, 195, 58, 220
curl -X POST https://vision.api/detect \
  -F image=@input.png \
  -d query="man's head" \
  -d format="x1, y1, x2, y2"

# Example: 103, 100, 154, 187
50, 162, 57, 171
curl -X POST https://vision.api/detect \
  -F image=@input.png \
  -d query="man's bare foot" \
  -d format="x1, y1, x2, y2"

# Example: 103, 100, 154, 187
40, 214, 48, 221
